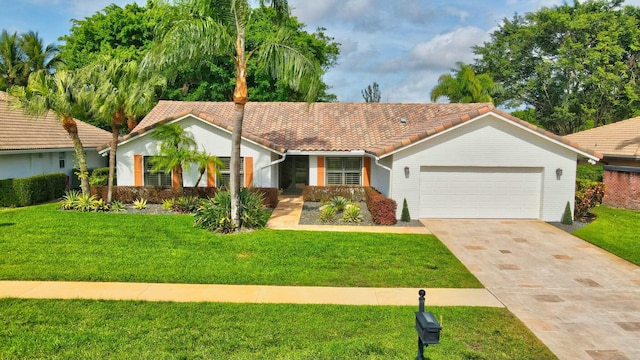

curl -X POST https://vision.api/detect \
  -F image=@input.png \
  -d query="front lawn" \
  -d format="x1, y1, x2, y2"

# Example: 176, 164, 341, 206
0, 298, 556, 360
0, 204, 480, 288
573, 206, 640, 265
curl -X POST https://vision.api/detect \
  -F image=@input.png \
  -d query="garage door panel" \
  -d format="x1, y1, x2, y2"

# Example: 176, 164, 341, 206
419, 167, 542, 219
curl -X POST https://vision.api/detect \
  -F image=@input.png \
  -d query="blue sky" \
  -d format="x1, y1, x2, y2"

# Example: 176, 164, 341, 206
3, 0, 640, 102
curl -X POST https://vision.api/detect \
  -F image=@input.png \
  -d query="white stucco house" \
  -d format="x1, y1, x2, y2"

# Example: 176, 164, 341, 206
101, 101, 600, 221
0, 91, 110, 185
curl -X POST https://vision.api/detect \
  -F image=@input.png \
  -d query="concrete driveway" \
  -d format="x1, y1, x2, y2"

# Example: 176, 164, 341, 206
422, 219, 640, 360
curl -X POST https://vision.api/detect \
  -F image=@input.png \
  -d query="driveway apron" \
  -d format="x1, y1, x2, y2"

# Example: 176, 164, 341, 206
423, 219, 640, 360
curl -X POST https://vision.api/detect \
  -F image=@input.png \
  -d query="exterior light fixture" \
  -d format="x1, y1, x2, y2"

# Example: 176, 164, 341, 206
404, 166, 410, 177
556, 168, 563, 177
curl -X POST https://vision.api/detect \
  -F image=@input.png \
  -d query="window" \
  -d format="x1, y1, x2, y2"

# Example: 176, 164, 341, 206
217, 157, 244, 188
144, 156, 172, 186
59, 152, 65, 169
326, 157, 362, 185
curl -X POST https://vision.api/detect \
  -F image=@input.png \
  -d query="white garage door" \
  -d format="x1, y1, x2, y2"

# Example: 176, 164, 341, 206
419, 167, 542, 219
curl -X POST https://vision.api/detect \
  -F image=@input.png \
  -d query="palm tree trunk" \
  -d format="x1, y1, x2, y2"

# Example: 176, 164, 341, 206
230, 27, 248, 228
63, 117, 90, 195
107, 125, 118, 203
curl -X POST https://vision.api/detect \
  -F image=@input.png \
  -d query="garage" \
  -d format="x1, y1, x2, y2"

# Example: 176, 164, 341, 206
419, 166, 543, 219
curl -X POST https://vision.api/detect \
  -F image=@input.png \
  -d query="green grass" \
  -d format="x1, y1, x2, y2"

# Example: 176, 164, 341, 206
0, 203, 480, 288
0, 298, 556, 360
573, 206, 640, 265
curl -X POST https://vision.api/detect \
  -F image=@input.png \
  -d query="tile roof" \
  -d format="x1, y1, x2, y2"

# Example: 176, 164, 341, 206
121, 100, 600, 158
564, 117, 640, 158
0, 91, 111, 151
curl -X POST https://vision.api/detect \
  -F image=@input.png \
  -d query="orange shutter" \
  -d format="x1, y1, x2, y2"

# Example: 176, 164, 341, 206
207, 162, 216, 187
172, 170, 180, 188
317, 156, 325, 186
133, 154, 143, 186
363, 157, 371, 186
244, 157, 253, 187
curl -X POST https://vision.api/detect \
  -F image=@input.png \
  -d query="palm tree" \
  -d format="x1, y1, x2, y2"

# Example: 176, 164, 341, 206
430, 62, 501, 103
19, 31, 63, 75
9, 70, 91, 194
150, 123, 198, 191
193, 151, 223, 188
145, 0, 322, 228
0, 30, 25, 90
82, 57, 165, 202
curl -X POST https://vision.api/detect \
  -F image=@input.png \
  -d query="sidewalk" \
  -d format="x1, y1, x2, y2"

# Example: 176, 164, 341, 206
0, 281, 503, 307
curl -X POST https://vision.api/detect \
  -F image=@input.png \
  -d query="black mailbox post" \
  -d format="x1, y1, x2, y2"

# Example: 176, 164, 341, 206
415, 289, 442, 360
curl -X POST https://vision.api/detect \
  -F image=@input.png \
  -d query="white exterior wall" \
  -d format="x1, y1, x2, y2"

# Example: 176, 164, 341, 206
0, 149, 106, 181
116, 116, 277, 187
369, 156, 392, 196
388, 115, 578, 222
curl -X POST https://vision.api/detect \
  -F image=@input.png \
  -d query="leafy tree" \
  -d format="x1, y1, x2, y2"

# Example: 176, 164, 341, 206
362, 81, 381, 103
9, 70, 91, 194
145, 0, 323, 228
430, 62, 500, 104
58, 1, 339, 103
0, 30, 26, 90
474, 0, 640, 134
81, 57, 166, 202
193, 151, 223, 188
149, 123, 198, 191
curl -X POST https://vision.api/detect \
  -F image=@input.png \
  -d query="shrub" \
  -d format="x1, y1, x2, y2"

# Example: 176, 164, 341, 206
133, 198, 147, 210
1, 173, 67, 207
561, 201, 573, 225
576, 164, 603, 182
574, 179, 605, 220
364, 187, 397, 225
195, 188, 269, 233
319, 205, 336, 223
173, 196, 201, 213
89, 167, 110, 186
302, 186, 366, 202
400, 198, 411, 222
341, 204, 363, 223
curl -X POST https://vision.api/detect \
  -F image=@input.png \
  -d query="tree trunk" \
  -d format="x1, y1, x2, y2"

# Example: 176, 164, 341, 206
107, 125, 118, 203
230, 28, 248, 228
63, 116, 90, 195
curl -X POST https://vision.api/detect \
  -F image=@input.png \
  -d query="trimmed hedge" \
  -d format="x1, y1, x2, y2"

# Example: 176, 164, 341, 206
364, 187, 397, 225
0, 173, 67, 207
302, 186, 367, 202
90, 186, 279, 208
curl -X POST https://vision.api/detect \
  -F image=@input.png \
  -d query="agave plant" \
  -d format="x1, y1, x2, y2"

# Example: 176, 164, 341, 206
60, 190, 80, 210
133, 198, 147, 210
76, 194, 97, 212
330, 196, 350, 211
162, 198, 175, 210
340, 203, 363, 223
319, 205, 336, 223
110, 200, 126, 213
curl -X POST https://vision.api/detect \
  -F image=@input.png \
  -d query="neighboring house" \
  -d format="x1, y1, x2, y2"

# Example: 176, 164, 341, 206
102, 101, 600, 221
0, 91, 110, 185
565, 117, 640, 209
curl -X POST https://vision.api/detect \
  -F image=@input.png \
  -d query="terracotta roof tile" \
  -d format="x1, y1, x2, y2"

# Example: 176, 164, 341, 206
0, 91, 111, 151
564, 117, 640, 158
119, 100, 599, 159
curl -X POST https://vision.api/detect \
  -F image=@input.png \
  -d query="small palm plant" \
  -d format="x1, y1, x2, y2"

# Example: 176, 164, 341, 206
110, 200, 125, 213
162, 198, 175, 210
76, 194, 97, 212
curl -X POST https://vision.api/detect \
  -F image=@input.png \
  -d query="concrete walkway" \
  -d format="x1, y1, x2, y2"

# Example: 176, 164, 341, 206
425, 219, 640, 360
0, 281, 502, 307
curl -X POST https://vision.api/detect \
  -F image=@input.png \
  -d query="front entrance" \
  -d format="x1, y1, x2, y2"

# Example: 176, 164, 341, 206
279, 156, 309, 195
